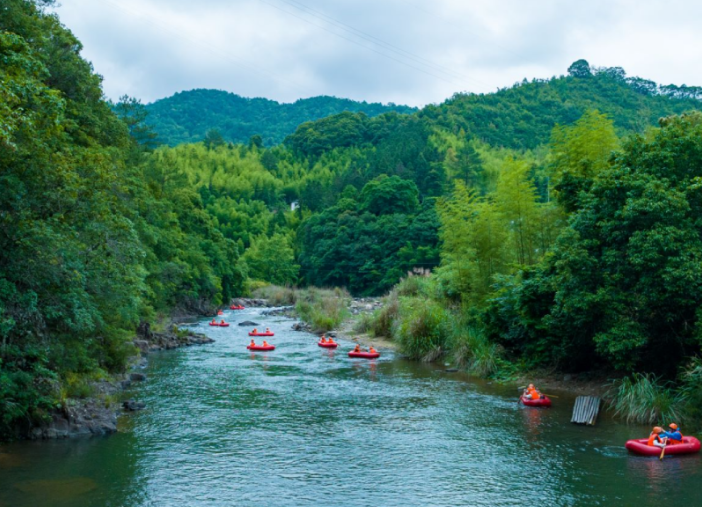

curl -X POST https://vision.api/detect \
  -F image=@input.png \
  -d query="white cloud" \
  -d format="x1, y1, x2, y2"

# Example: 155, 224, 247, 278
51, 0, 702, 106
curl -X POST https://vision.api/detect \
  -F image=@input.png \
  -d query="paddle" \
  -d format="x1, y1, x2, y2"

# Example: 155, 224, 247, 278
660, 437, 668, 460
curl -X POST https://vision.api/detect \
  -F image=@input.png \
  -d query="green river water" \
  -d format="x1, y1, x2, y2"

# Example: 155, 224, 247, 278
1, 309, 701, 507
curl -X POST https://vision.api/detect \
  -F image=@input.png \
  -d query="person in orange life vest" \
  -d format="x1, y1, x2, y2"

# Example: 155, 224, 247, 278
250, 339, 256, 347
662, 423, 683, 444
252, 328, 258, 334
320, 336, 326, 343
220, 319, 226, 325
327, 336, 335, 344
369, 346, 377, 354
647, 426, 666, 448
265, 327, 271, 333
353, 344, 361, 353
211, 318, 217, 324
263, 340, 269, 347
523, 384, 542, 400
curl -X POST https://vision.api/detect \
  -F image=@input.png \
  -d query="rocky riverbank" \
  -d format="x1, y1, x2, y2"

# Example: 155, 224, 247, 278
25, 322, 213, 440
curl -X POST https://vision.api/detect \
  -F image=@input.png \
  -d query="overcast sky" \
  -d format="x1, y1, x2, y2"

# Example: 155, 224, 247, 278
50, 0, 702, 107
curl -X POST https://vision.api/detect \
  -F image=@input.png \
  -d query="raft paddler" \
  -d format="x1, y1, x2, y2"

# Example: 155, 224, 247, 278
250, 339, 256, 347
263, 340, 270, 347
523, 384, 542, 400
662, 423, 683, 444
369, 346, 377, 354
648, 427, 666, 448
353, 344, 361, 353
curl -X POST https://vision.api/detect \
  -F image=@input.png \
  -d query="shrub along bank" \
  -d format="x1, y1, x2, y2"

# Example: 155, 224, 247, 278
365, 113, 702, 429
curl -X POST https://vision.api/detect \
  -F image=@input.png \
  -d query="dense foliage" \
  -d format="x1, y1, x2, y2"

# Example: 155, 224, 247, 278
0, 0, 243, 437
144, 89, 416, 147
4, 1, 702, 438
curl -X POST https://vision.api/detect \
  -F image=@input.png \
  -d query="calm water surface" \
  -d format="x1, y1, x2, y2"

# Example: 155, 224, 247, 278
1, 308, 700, 506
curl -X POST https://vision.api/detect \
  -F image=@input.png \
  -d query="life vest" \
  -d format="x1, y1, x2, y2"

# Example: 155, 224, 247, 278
528, 389, 540, 400
648, 434, 663, 446
668, 431, 683, 445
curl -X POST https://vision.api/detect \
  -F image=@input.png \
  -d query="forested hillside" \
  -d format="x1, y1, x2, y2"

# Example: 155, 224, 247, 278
3, 0, 702, 439
144, 89, 416, 146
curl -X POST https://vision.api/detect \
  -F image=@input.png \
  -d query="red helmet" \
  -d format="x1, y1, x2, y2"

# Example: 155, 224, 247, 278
669, 423, 678, 430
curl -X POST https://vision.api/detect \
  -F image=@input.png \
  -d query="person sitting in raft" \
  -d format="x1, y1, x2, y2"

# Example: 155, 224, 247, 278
523, 384, 543, 400
211, 318, 217, 324
327, 336, 335, 344
320, 336, 326, 343
252, 328, 258, 334
265, 327, 271, 333
250, 339, 256, 347
369, 346, 377, 354
662, 423, 683, 444
220, 319, 226, 325
647, 427, 667, 448
353, 344, 361, 353
263, 340, 269, 347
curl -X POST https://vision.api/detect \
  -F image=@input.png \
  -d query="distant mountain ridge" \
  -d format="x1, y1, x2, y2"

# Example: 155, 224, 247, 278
145, 89, 417, 146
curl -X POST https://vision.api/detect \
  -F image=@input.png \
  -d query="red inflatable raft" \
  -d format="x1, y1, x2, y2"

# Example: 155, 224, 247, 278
209, 322, 230, 327
230, 305, 245, 310
519, 395, 552, 407
348, 351, 380, 359
247, 344, 275, 351
249, 332, 274, 337
318, 341, 338, 348
625, 436, 701, 456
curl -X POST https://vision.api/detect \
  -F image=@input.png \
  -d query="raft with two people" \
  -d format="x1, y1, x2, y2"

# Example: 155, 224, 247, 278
249, 328, 274, 337
518, 384, 552, 407
626, 423, 700, 457
230, 305, 245, 310
318, 335, 338, 348
209, 319, 230, 327
247, 339, 275, 351
348, 344, 380, 359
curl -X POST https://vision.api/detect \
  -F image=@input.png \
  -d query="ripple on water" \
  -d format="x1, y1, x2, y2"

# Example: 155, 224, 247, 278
2, 310, 702, 507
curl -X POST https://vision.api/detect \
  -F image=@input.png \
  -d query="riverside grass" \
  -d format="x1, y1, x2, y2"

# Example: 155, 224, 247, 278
295, 287, 350, 333
606, 373, 684, 425
253, 285, 350, 333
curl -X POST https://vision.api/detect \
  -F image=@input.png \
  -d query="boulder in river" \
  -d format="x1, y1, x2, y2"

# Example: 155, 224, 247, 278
122, 400, 146, 411
238, 321, 259, 326
130, 372, 147, 382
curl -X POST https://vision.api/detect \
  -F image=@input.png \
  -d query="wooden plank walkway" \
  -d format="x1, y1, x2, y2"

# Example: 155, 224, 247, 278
571, 396, 601, 425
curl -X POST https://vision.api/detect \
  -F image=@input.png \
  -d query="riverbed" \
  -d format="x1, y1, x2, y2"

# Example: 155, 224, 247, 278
1, 308, 700, 506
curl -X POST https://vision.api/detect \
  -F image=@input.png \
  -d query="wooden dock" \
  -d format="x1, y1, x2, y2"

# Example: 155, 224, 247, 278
571, 396, 601, 425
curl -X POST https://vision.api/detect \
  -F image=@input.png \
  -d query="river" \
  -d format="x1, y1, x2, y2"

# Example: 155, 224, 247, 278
1, 309, 700, 506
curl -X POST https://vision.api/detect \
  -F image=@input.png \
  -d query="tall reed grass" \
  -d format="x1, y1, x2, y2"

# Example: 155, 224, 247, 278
446, 317, 501, 377
392, 297, 449, 361
606, 373, 684, 424
294, 287, 350, 333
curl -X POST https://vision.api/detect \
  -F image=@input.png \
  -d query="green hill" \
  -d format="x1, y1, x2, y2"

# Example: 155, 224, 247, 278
287, 60, 702, 157
144, 89, 416, 146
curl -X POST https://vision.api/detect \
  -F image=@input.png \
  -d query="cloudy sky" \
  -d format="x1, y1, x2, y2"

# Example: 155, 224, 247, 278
51, 0, 701, 107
